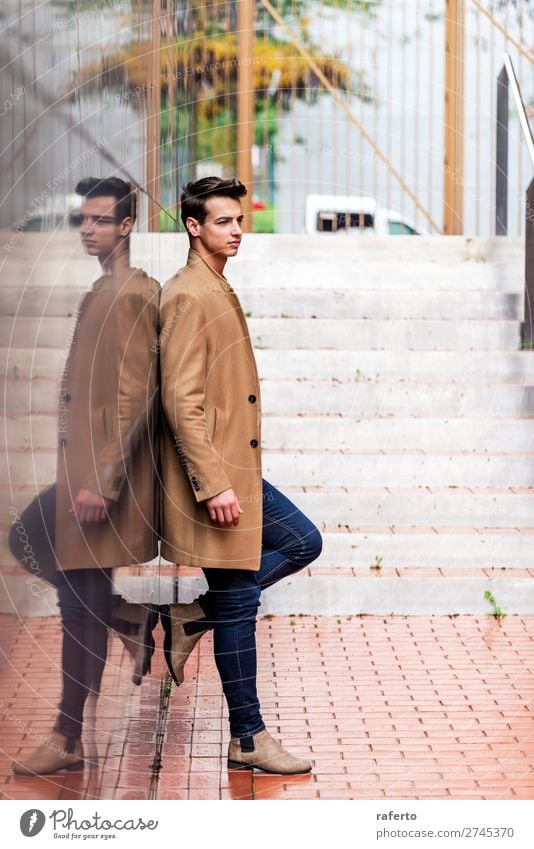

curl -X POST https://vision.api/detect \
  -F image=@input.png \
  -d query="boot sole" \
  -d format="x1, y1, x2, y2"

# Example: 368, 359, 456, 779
227, 759, 312, 775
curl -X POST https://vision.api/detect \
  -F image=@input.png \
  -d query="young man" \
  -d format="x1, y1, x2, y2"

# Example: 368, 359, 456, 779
159, 176, 323, 775
10, 177, 160, 775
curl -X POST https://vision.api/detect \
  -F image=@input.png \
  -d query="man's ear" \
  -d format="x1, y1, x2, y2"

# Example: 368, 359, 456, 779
186, 216, 201, 238
118, 216, 133, 238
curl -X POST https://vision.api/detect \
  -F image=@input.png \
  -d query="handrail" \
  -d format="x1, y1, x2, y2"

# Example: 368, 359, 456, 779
496, 54, 534, 346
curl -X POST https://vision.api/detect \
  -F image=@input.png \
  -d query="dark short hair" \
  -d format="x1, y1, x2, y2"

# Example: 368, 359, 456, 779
75, 176, 136, 223
180, 177, 247, 229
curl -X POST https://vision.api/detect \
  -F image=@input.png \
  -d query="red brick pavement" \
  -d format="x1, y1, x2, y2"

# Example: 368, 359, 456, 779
0, 613, 533, 800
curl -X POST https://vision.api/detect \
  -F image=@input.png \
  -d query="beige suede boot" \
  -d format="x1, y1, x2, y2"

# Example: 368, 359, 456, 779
228, 729, 312, 774
12, 731, 84, 776
161, 601, 210, 686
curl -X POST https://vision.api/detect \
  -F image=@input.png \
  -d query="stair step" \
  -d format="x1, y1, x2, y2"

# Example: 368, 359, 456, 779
263, 417, 534, 451
130, 232, 524, 268
256, 350, 534, 380
4, 448, 534, 489
256, 575, 534, 615
318, 531, 534, 568
3, 486, 533, 531
240, 290, 523, 320
272, 488, 534, 528
6, 414, 534, 453
0, 286, 522, 320
248, 319, 520, 351
4, 348, 534, 382
0, 318, 78, 349
259, 381, 534, 416
9, 377, 534, 416
0, 288, 85, 317
262, 452, 534, 488
1, 524, 532, 569
1, 316, 521, 351
1, 348, 66, 379
229, 263, 521, 292
4, 571, 533, 616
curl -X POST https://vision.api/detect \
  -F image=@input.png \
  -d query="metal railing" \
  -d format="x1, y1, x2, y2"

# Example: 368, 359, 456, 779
495, 53, 534, 346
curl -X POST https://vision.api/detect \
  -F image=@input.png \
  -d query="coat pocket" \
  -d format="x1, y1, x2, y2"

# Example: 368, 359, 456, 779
210, 406, 225, 449
90, 405, 108, 446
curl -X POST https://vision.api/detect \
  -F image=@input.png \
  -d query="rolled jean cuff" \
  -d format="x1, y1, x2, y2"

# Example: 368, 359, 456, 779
231, 719, 266, 740
54, 717, 82, 741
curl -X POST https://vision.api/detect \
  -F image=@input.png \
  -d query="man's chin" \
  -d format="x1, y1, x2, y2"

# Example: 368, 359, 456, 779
211, 245, 240, 259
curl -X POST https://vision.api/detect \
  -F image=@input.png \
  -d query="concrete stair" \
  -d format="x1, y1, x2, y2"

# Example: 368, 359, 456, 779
2, 233, 534, 615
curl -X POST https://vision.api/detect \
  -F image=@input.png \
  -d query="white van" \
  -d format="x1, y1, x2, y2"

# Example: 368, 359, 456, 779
305, 194, 427, 235
21, 193, 81, 231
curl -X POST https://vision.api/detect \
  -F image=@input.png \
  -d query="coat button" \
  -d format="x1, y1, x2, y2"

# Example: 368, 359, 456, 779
250, 439, 258, 448
59, 438, 67, 447
65, 393, 71, 403
248, 394, 256, 403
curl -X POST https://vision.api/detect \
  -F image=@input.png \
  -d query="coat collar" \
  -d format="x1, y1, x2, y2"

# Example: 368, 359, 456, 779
185, 250, 259, 384
186, 248, 233, 293
90, 265, 145, 294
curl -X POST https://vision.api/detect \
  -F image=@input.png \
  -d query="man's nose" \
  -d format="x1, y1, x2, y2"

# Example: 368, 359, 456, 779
80, 219, 94, 236
231, 220, 242, 235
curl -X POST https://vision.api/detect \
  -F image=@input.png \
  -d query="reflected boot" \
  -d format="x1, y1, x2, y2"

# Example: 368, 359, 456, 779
228, 729, 312, 774
12, 731, 84, 776
160, 600, 210, 686
112, 599, 158, 685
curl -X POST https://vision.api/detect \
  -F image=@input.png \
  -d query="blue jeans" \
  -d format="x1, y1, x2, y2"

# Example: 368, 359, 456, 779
198, 480, 323, 739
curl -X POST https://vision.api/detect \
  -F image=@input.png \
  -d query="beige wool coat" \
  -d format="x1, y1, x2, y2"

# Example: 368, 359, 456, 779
159, 248, 263, 570
55, 264, 160, 570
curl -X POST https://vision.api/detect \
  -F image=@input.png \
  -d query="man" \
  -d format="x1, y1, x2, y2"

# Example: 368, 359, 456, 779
159, 176, 323, 775
10, 177, 160, 775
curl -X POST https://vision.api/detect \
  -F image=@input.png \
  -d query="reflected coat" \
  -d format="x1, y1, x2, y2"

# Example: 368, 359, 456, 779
55, 265, 160, 570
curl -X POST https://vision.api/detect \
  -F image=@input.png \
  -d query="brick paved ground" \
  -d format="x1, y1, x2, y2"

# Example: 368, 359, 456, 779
0, 613, 533, 800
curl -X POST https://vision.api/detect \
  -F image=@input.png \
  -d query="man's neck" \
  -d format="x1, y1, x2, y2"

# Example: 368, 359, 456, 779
191, 240, 227, 277
99, 242, 129, 274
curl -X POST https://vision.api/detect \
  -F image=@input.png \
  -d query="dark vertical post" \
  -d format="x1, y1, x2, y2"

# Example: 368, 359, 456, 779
522, 178, 534, 346
496, 65, 509, 236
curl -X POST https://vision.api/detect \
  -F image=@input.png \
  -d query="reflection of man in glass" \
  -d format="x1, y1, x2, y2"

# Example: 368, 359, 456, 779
9, 178, 160, 775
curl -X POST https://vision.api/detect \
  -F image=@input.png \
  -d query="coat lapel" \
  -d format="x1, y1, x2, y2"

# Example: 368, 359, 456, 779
186, 249, 259, 384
